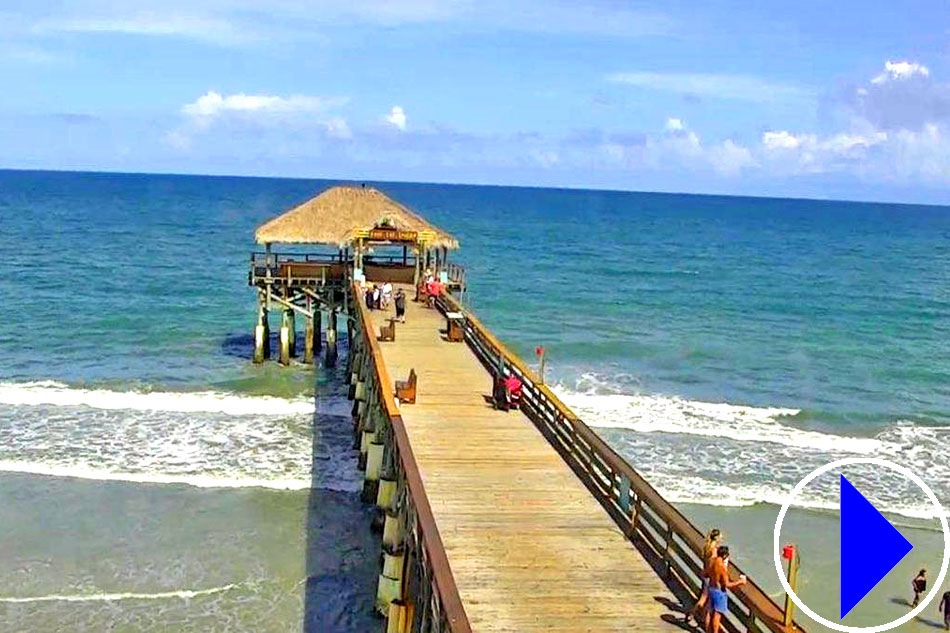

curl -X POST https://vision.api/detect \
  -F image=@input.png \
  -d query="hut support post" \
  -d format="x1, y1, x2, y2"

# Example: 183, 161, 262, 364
412, 245, 421, 289
253, 301, 270, 364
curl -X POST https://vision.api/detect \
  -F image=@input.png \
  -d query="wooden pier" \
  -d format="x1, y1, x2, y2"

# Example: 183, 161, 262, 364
250, 185, 805, 633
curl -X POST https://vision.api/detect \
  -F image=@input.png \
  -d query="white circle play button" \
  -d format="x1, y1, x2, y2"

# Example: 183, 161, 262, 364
772, 457, 949, 633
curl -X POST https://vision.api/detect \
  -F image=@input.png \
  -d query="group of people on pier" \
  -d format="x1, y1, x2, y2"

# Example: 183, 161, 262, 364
686, 529, 747, 633
364, 281, 407, 322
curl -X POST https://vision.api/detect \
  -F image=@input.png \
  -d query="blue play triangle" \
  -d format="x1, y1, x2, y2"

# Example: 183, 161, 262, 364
840, 475, 913, 619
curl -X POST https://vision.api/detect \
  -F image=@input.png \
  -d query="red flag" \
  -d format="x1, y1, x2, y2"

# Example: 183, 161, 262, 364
535, 346, 544, 357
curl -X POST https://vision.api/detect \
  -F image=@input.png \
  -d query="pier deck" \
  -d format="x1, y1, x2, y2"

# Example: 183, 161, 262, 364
366, 285, 680, 632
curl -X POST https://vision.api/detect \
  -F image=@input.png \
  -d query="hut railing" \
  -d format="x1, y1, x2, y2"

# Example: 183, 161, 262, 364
363, 254, 418, 266
444, 263, 465, 287
352, 283, 472, 633
249, 252, 343, 285
435, 291, 802, 633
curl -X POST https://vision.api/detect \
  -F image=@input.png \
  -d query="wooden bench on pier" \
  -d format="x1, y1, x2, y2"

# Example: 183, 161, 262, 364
395, 368, 416, 404
378, 318, 397, 342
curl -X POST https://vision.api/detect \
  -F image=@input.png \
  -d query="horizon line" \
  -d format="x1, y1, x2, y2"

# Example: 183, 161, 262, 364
1, 166, 948, 211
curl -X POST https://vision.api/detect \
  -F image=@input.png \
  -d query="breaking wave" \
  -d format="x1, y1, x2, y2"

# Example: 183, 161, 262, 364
0, 381, 314, 416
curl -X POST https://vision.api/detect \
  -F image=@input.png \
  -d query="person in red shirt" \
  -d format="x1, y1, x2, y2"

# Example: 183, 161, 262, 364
504, 374, 523, 407
425, 279, 442, 307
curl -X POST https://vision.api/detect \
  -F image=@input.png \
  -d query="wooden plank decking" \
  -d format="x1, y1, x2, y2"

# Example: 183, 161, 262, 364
366, 285, 681, 632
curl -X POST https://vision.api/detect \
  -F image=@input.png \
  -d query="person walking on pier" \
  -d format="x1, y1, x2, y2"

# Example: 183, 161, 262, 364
912, 569, 927, 607
381, 281, 393, 308
394, 289, 406, 323
686, 529, 721, 628
707, 545, 746, 633
939, 588, 950, 630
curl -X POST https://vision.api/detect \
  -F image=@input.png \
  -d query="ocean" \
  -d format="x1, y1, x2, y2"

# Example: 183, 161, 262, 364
0, 169, 947, 631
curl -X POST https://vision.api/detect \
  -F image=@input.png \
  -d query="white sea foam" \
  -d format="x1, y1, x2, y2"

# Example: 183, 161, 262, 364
0, 386, 360, 493
550, 377, 950, 520
0, 381, 314, 416
554, 385, 881, 454
0, 584, 237, 603
0, 461, 311, 490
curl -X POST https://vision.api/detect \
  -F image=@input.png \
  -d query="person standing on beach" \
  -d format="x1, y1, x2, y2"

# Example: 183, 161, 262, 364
707, 545, 746, 633
686, 529, 722, 627
939, 588, 950, 630
912, 569, 927, 607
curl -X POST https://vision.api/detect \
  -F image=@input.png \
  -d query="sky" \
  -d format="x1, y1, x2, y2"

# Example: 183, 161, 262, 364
2, 1, 950, 203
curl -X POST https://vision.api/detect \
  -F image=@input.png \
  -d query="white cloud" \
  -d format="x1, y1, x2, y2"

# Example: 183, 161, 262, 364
665, 117, 684, 132
760, 129, 891, 175
757, 59, 950, 181
325, 117, 352, 139
845, 60, 950, 131
182, 91, 344, 119
385, 106, 407, 131
871, 60, 930, 85
35, 13, 248, 46
762, 130, 802, 150
606, 71, 810, 103
21, 1, 674, 51
708, 139, 755, 176
168, 90, 350, 150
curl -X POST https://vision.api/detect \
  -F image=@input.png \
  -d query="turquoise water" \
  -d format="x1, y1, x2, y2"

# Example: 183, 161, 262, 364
0, 170, 948, 629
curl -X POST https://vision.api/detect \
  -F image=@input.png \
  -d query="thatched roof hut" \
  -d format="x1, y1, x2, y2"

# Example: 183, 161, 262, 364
254, 185, 459, 249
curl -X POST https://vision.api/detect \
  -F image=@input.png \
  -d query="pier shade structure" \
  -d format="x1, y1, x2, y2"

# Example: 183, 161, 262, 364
251, 186, 805, 633
249, 185, 463, 366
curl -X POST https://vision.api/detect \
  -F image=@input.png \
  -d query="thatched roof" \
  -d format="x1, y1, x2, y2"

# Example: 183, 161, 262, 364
254, 186, 459, 249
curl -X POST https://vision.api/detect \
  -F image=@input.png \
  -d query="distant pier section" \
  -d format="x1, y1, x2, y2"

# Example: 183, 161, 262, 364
250, 186, 804, 633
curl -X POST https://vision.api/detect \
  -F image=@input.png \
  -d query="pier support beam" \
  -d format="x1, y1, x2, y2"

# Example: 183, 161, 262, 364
253, 305, 270, 364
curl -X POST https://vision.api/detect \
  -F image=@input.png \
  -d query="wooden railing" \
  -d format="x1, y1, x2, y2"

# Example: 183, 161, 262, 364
352, 283, 472, 633
435, 291, 803, 633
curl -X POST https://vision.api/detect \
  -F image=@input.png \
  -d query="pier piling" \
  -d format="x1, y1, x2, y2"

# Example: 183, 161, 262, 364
279, 309, 293, 365
325, 307, 338, 367
288, 309, 297, 358
253, 305, 270, 364
314, 310, 322, 351
304, 316, 315, 364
